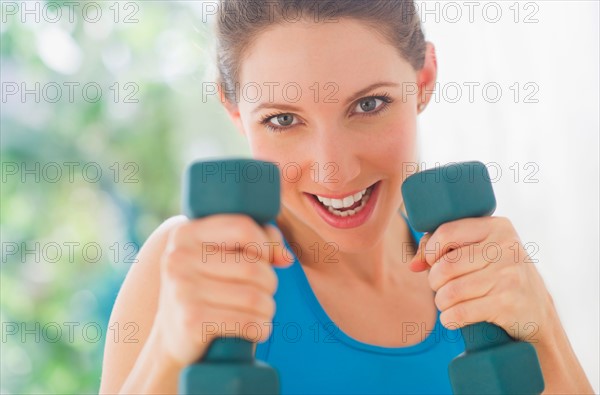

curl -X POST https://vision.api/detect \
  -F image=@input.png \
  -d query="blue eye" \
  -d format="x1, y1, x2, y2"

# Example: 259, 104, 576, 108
259, 111, 300, 133
259, 92, 394, 133
354, 93, 394, 116
264, 113, 298, 132
355, 97, 384, 113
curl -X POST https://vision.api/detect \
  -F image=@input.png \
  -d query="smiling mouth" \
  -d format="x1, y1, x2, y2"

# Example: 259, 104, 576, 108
310, 182, 378, 217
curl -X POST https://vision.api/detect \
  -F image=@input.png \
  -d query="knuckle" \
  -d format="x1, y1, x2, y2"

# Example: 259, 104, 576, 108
239, 287, 262, 308
430, 263, 449, 290
265, 268, 278, 294
443, 247, 461, 263
451, 304, 466, 324
434, 290, 445, 310
246, 289, 275, 318
170, 222, 193, 245
241, 242, 262, 261
239, 313, 260, 330
239, 260, 260, 279
495, 216, 513, 230
253, 265, 278, 294
166, 248, 187, 264
436, 223, 452, 243
163, 250, 188, 279
437, 281, 459, 311
263, 296, 276, 318
243, 318, 270, 342
427, 270, 440, 291
244, 287, 265, 310
444, 281, 459, 304
230, 215, 259, 240
259, 323, 274, 341
438, 259, 452, 277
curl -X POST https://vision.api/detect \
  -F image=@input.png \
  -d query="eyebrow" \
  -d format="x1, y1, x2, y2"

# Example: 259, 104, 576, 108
251, 81, 400, 115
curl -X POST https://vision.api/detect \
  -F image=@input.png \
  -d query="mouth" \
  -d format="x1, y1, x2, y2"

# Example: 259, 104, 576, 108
305, 181, 381, 229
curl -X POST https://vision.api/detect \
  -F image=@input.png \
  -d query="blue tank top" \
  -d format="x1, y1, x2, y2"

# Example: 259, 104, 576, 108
256, 214, 465, 394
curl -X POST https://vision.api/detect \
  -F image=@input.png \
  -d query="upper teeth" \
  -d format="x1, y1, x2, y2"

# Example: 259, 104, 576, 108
316, 188, 367, 209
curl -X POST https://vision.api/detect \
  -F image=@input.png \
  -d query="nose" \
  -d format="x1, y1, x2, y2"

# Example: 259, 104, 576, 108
310, 124, 361, 191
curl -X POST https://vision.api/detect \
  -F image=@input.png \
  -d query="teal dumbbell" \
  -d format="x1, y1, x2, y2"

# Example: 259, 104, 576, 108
401, 161, 545, 394
178, 159, 280, 395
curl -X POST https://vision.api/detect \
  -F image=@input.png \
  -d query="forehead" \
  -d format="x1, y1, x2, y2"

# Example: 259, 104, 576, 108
238, 19, 415, 94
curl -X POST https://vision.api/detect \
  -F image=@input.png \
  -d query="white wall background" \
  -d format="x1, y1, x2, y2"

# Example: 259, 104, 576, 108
416, 1, 599, 390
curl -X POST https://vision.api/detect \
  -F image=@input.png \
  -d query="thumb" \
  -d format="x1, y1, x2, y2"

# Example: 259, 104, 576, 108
409, 233, 432, 272
264, 224, 295, 268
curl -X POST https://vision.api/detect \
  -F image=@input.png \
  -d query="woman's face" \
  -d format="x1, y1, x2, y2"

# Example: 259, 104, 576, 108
225, 19, 434, 252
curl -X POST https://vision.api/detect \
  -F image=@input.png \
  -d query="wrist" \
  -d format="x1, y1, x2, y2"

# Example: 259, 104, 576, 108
527, 294, 595, 393
534, 291, 565, 349
118, 327, 184, 395
147, 326, 187, 373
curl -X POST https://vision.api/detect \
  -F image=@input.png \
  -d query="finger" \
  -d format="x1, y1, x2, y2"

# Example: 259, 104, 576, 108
196, 252, 279, 295
195, 276, 276, 318
172, 250, 277, 294
171, 214, 273, 253
439, 294, 503, 331
408, 233, 432, 272
434, 268, 495, 311
409, 259, 430, 272
424, 217, 493, 266
264, 224, 295, 267
428, 245, 493, 291
192, 304, 273, 345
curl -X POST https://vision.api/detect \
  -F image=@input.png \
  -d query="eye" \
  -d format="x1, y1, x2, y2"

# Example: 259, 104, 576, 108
353, 94, 392, 115
270, 114, 296, 127
258, 92, 394, 133
260, 112, 300, 133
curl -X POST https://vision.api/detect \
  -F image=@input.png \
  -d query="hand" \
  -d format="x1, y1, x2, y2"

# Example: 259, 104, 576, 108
154, 214, 293, 366
408, 216, 555, 343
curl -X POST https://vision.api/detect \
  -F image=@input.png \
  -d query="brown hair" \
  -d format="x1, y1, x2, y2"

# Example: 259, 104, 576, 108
209, 0, 426, 104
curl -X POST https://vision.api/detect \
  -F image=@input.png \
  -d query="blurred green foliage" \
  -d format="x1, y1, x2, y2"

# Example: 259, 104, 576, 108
1, 1, 249, 393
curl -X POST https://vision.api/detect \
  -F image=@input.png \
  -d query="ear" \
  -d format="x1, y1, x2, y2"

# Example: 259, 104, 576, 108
218, 84, 247, 137
416, 42, 438, 112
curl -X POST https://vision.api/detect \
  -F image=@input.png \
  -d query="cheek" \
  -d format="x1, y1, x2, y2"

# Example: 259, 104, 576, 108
239, 116, 281, 162
241, 120, 308, 181
367, 117, 417, 170
240, 107, 417, 187
239, 120, 305, 196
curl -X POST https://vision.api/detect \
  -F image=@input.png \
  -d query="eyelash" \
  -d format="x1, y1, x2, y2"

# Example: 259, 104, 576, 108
259, 92, 394, 133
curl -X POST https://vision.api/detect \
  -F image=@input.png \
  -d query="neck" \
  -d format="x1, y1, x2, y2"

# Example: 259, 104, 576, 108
276, 207, 417, 292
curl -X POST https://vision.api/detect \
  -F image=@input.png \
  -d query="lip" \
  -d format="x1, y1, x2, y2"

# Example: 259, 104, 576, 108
305, 181, 381, 229
310, 186, 371, 200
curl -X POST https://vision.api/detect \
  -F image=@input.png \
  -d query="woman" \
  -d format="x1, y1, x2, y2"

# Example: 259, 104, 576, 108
99, 1, 594, 393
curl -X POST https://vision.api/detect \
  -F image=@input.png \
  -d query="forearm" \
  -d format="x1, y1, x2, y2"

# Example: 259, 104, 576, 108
534, 301, 594, 394
119, 329, 183, 395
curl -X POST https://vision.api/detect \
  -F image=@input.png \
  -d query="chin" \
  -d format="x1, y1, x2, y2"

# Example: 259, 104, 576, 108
329, 233, 383, 254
